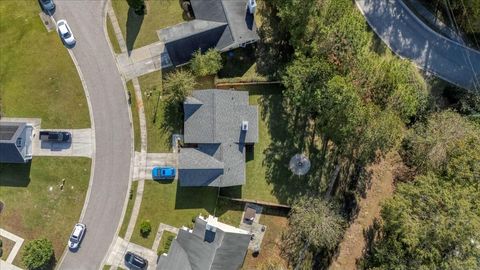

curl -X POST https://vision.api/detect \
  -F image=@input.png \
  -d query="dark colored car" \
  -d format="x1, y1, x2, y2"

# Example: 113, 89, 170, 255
39, 131, 71, 142
39, 0, 55, 13
124, 252, 148, 270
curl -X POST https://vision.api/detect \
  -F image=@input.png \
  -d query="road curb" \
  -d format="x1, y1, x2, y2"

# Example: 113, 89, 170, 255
100, 0, 136, 268
51, 14, 98, 270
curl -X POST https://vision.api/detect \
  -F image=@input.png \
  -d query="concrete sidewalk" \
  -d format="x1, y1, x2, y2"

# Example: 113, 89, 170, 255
116, 42, 172, 80
0, 228, 25, 265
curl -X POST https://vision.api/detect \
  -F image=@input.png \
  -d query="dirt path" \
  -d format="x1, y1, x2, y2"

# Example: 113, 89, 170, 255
329, 152, 401, 270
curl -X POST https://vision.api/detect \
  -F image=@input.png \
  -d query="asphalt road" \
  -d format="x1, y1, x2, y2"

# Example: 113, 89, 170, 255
356, 0, 480, 92
51, 1, 132, 269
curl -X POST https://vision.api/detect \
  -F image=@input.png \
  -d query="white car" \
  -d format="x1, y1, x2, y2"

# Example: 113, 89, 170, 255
56, 19, 75, 46
68, 223, 86, 250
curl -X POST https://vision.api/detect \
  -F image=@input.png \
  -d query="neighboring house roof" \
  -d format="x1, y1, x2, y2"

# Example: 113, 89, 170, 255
157, 215, 251, 270
0, 121, 33, 163
158, 0, 259, 66
179, 90, 258, 187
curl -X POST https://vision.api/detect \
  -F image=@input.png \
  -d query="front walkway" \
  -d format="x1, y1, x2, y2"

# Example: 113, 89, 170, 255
151, 223, 178, 253
0, 228, 24, 266
116, 42, 171, 80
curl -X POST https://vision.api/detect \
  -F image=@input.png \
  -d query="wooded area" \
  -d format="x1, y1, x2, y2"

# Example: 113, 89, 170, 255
256, 0, 480, 268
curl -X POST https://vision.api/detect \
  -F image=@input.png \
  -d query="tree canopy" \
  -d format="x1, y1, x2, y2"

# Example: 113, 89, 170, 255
162, 69, 196, 103
190, 49, 223, 77
22, 238, 54, 270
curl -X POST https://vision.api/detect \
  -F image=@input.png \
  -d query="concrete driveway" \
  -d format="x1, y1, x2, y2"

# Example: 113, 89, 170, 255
33, 129, 93, 157
133, 152, 177, 180
356, 0, 480, 92
51, 1, 133, 269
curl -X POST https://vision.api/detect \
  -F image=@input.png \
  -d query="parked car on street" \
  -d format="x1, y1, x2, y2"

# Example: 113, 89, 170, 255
68, 223, 86, 250
152, 166, 176, 180
124, 251, 148, 270
39, 0, 55, 13
56, 19, 76, 46
39, 131, 71, 142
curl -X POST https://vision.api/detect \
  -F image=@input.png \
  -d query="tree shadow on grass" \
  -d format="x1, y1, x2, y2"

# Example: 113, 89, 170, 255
249, 85, 318, 205
126, 7, 144, 54
0, 162, 31, 187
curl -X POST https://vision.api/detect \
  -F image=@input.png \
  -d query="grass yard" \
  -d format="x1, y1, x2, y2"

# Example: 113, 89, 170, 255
0, 157, 91, 267
0, 237, 15, 261
127, 81, 142, 152
130, 180, 217, 248
157, 231, 176, 255
138, 71, 183, 153
106, 14, 122, 54
0, 0, 90, 128
243, 209, 289, 269
111, 0, 186, 50
118, 181, 139, 238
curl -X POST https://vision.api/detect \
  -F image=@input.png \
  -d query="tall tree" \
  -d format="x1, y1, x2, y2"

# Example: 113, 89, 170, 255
283, 196, 345, 269
190, 49, 223, 77
162, 69, 196, 103
22, 238, 55, 270
363, 173, 480, 269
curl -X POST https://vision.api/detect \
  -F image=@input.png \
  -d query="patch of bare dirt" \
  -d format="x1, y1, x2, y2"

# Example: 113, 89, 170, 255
329, 152, 403, 270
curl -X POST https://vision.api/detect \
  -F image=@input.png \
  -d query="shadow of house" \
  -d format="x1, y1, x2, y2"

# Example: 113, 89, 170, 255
158, 0, 260, 67
126, 7, 144, 53
0, 162, 32, 187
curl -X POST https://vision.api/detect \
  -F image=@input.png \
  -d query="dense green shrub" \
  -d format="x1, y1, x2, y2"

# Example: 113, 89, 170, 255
22, 238, 54, 270
140, 220, 152, 237
191, 49, 223, 77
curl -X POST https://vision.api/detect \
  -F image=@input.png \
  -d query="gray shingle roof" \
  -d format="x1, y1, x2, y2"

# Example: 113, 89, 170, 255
157, 0, 259, 66
0, 121, 32, 163
179, 90, 258, 187
157, 216, 250, 270
184, 90, 258, 144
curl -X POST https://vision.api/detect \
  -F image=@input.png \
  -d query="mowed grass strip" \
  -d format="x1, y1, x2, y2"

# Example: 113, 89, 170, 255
127, 81, 141, 152
111, 0, 186, 50
118, 181, 139, 238
0, 0, 90, 128
130, 180, 217, 248
139, 71, 182, 153
0, 157, 91, 267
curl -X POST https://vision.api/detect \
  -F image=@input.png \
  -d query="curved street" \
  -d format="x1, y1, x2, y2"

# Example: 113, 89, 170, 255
52, 1, 132, 269
356, 0, 480, 92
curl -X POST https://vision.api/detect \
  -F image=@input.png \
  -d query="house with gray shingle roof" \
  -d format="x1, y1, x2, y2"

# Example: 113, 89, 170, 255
179, 89, 258, 187
0, 121, 34, 163
157, 215, 251, 270
158, 0, 259, 66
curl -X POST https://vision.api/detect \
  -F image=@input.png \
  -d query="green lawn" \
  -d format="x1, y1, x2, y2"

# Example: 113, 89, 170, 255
111, 0, 186, 50
106, 14, 122, 54
118, 181, 139, 238
0, 0, 90, 128
138, 71, 183, 153
0, 158, 91, 267
157, 231, 176, 255
1, 237, 15, 261
127, 81, 142, 152
130, 180, 218, 248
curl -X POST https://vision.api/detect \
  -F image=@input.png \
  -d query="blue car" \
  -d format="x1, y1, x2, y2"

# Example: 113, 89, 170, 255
152, 166, 176, 180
